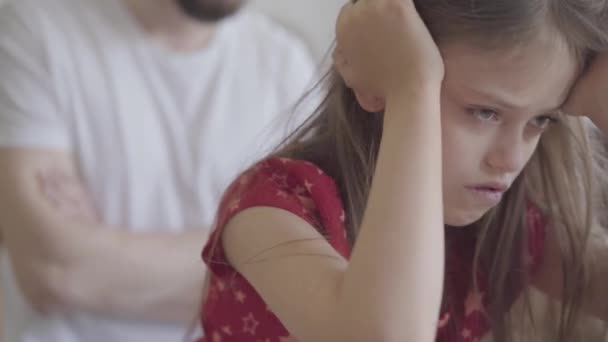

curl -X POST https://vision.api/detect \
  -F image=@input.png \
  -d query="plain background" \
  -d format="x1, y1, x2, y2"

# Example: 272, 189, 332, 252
251, 0, 343, 61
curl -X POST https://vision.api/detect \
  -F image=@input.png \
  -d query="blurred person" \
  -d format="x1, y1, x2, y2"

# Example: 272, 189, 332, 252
0, 0, 316, 341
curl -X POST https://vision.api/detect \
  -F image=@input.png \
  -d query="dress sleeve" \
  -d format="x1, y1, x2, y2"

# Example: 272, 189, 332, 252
202, 158, 350, 277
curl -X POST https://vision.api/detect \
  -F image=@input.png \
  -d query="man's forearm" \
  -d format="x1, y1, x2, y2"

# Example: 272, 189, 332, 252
0, 149, 210, 323
50, 225, 209, 322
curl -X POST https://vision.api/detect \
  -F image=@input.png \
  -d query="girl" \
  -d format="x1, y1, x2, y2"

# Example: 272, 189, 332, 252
198, 0, 608, 341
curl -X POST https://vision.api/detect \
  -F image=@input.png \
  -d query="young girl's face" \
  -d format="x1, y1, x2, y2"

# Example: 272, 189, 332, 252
439, 35, 580, 227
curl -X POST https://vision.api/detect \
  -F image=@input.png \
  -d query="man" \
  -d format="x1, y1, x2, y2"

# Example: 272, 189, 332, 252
0, 0, 316, 341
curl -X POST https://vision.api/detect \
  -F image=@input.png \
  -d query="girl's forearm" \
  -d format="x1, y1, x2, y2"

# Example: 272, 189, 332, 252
338, 86, 444, 342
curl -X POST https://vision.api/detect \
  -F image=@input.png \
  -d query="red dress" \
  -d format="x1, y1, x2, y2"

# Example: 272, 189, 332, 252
198, 158, 546, 342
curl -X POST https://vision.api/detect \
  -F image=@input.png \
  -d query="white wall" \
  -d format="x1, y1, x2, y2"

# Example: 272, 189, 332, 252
251, 0, 344, 62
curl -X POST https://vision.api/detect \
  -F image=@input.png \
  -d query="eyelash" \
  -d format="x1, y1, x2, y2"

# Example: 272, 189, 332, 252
468, 108, 499, 122
467, 107, 559, 130
531, 115, 559, 129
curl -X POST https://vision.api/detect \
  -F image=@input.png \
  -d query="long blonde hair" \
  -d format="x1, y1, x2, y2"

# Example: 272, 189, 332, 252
272, 1, 608, 341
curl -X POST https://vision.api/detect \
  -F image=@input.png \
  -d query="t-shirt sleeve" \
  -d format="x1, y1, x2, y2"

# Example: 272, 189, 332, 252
0, 2, 69, 150
202, 158, 349, 278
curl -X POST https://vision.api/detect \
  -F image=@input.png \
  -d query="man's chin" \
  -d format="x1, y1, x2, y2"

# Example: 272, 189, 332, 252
177, 0, 245, 22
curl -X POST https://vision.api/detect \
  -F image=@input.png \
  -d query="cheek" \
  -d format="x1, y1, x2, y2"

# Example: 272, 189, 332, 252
441, 113, 489, 172
518, 126, 544, 167
518, 139, 541, 172
441, 125, 484, 203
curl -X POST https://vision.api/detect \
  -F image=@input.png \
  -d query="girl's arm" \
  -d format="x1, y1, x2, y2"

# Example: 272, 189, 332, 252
222, 1, 446, 342
224, 89, 443, 342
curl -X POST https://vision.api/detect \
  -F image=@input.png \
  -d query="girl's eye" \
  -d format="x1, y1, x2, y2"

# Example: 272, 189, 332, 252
530, 115, 559, 130
468, 107, 499, 122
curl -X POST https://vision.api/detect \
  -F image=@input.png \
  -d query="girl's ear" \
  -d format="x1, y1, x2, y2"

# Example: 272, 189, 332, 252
354, 91, 385, 113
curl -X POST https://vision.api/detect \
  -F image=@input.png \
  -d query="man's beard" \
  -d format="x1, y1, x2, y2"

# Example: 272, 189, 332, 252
176, 0, 244, 22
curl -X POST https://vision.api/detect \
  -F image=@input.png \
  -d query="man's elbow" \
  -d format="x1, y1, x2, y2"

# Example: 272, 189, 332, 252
19, 259, 90, 313
11, 260, 64, 312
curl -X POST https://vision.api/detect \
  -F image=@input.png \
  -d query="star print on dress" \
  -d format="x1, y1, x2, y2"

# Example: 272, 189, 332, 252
438, 312, 451, 329
276, 190, 288, 199
221, 326, 233, 336
239, 174, 251, 186
271, 173, 289, 188
216, 280, 226, 292
211, 331, 226, 342
304, 179, 313, 192
293, 185, 306, 195
234, 290, 246, 303
242, 313, 260, 335
228, 199, 241, 213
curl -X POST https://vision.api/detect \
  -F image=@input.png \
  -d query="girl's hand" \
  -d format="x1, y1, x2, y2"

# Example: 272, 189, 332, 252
333, 0, 444, 112
562, 54, 608, 120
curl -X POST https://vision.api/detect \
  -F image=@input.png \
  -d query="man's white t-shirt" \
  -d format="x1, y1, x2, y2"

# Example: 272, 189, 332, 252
0, 0, 317, 341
